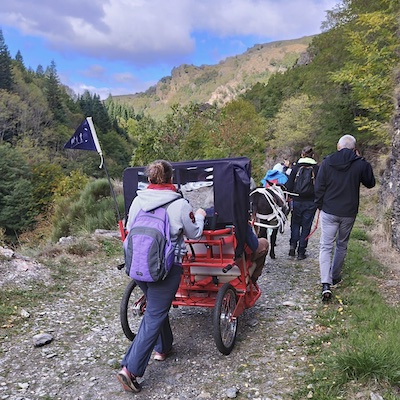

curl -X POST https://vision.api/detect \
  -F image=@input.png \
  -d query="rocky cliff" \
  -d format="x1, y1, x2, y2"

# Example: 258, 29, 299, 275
113, 36, 313, 119
381, 72, 400, 251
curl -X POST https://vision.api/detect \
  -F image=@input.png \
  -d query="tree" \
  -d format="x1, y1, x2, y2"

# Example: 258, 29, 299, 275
0, 143, 37, 236
0, 29, 13, 91
15, 50, 24, 67
211, 99, 267, 179
158, 103, 219, 162
45, 60, 65, 123
78, 91, 112, 134
11, 66, 53, 141
0, 89, 26, 142
266, 94, 322, 161
36, 65, 44, 76
31, 162, 64, 214
97, 130, 133, 177
330, 10, 400, 145
131, 116, 164, 166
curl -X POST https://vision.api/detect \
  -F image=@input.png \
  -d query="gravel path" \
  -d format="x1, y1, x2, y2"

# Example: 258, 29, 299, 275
0, 224, 324, 400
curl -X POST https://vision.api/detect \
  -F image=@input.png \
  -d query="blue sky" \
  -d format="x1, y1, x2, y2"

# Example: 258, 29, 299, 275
0, 0, 338, 100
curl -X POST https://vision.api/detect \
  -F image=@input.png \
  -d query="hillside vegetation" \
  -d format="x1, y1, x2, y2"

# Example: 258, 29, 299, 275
113, 36, 313, 119
1, 2, 400, 398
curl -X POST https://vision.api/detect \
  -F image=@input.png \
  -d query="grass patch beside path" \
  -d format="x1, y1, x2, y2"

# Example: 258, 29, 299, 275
0, 237, 123, 334
293, 216, 400, 400
0, 257, 79, 331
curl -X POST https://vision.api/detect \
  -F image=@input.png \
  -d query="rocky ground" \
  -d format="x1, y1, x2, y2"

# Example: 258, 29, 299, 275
0, 214, 397, 400
0, 225, 326, 400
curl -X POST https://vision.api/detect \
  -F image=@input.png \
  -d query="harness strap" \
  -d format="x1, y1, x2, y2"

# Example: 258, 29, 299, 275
250, 186, 288, 232
255, 212, 276, 221
252, 219, 280, 229
305, 209, 320, 240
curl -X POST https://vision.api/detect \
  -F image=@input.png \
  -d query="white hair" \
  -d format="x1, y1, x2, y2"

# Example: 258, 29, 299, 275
338, 135, 356, 150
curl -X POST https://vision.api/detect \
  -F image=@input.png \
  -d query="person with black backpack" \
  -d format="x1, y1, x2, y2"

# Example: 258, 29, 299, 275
285, 146, 319, 260
117, 160, 206, 393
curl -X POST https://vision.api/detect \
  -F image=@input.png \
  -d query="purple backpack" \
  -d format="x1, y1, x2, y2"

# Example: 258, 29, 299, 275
124, 203, 176, 282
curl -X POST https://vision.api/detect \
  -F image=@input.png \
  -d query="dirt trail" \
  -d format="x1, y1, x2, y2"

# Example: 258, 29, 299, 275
0, 223, 328, 400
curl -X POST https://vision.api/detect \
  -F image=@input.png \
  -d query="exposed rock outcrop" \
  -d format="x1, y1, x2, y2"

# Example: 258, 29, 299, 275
381, 72, 400, 251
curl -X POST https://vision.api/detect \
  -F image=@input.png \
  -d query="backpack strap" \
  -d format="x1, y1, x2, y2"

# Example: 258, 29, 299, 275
157, 196, 185, 263
148, 193, 183, 213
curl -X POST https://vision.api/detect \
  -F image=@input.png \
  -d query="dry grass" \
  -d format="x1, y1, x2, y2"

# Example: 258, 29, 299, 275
361, 185, 400, 307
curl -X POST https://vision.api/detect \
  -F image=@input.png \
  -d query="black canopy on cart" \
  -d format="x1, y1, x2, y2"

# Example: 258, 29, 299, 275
122, 157, 251, 259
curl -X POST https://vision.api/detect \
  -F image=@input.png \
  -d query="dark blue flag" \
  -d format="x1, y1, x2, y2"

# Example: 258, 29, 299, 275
64, 117, 103, 167
64, 117, 102, 153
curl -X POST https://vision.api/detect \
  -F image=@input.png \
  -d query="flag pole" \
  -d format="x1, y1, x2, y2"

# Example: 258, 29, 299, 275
101, 159, 126, 240
86, 117, 125, 239
64, 117, 126, 240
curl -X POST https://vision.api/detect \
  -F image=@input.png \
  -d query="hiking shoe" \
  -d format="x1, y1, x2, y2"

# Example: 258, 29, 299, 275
154, 348, 172, 361
288, 247, 295, 257
117, 367, 142, 393
332, 276, 343, 286
321, 283, 332, 301
297, 253, 307, 260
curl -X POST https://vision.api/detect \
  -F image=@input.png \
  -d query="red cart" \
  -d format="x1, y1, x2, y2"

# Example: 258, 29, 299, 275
119, 157, 261, 355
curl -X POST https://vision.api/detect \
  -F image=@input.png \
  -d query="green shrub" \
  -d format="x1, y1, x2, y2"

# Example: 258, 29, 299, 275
350, 227, 369, 241
66, 240, 96, 256
52, 178, 124, 241
53, 170, 90, 199
31, 162, 64, 214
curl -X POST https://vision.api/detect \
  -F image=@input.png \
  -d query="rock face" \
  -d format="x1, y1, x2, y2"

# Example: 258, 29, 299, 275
295, 50, 313, 66
113, 36, 313, 119
381, 73, 400, 251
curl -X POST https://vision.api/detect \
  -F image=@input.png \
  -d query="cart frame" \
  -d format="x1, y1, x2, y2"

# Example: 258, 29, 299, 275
120, 157, 261, 354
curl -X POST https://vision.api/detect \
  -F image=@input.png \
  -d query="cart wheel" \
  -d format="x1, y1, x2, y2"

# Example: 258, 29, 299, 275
120, 279, 145, 341
213, 283, 238, 355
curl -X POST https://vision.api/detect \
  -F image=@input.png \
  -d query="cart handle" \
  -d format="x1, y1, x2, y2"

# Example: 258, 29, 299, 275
202, 227, 233, 236
222, 263, 235, 273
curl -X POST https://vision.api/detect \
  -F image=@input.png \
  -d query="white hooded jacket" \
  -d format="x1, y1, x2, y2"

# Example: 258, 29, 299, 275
127, 188, 205, 262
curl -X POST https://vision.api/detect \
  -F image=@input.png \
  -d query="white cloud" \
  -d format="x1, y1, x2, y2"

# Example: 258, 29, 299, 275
112, 72, 137, 84
191, 0, 338, 38
80, 64, 107, 78
64, 74, 157, 100
0, 0, 339, 67
1, 0, 339, 98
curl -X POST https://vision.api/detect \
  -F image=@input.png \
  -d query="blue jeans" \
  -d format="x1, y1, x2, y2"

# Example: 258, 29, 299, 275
319, 211, 355, 284
122, 264, 182, 377
289, 200, 317, 254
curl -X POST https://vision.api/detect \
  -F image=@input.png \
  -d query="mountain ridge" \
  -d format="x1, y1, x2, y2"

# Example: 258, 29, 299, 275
112, 35, 314, 119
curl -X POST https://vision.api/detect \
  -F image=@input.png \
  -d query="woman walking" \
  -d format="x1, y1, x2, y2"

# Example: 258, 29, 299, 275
117, 160, 206, 393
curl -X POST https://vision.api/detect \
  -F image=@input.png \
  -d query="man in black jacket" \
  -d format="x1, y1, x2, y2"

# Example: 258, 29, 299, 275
314, 135, 375, 301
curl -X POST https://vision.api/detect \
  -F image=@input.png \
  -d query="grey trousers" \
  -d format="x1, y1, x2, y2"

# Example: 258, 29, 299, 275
122, 264, 182, 377
319, 211, 355, 284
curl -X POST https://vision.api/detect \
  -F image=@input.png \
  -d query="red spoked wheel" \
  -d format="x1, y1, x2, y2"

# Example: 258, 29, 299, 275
212, 283, 238, 355
120, 279, 146, 341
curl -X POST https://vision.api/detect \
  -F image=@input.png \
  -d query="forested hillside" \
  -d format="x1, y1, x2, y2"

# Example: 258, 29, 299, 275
113, 36, 313, 119
0, 29, 138, 243
0, 0, 399, 250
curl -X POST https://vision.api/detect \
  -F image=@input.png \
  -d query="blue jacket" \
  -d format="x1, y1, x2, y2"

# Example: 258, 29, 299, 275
246, 225, 259, 253
261, 169, 288, 186
314, 148, 375, 217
